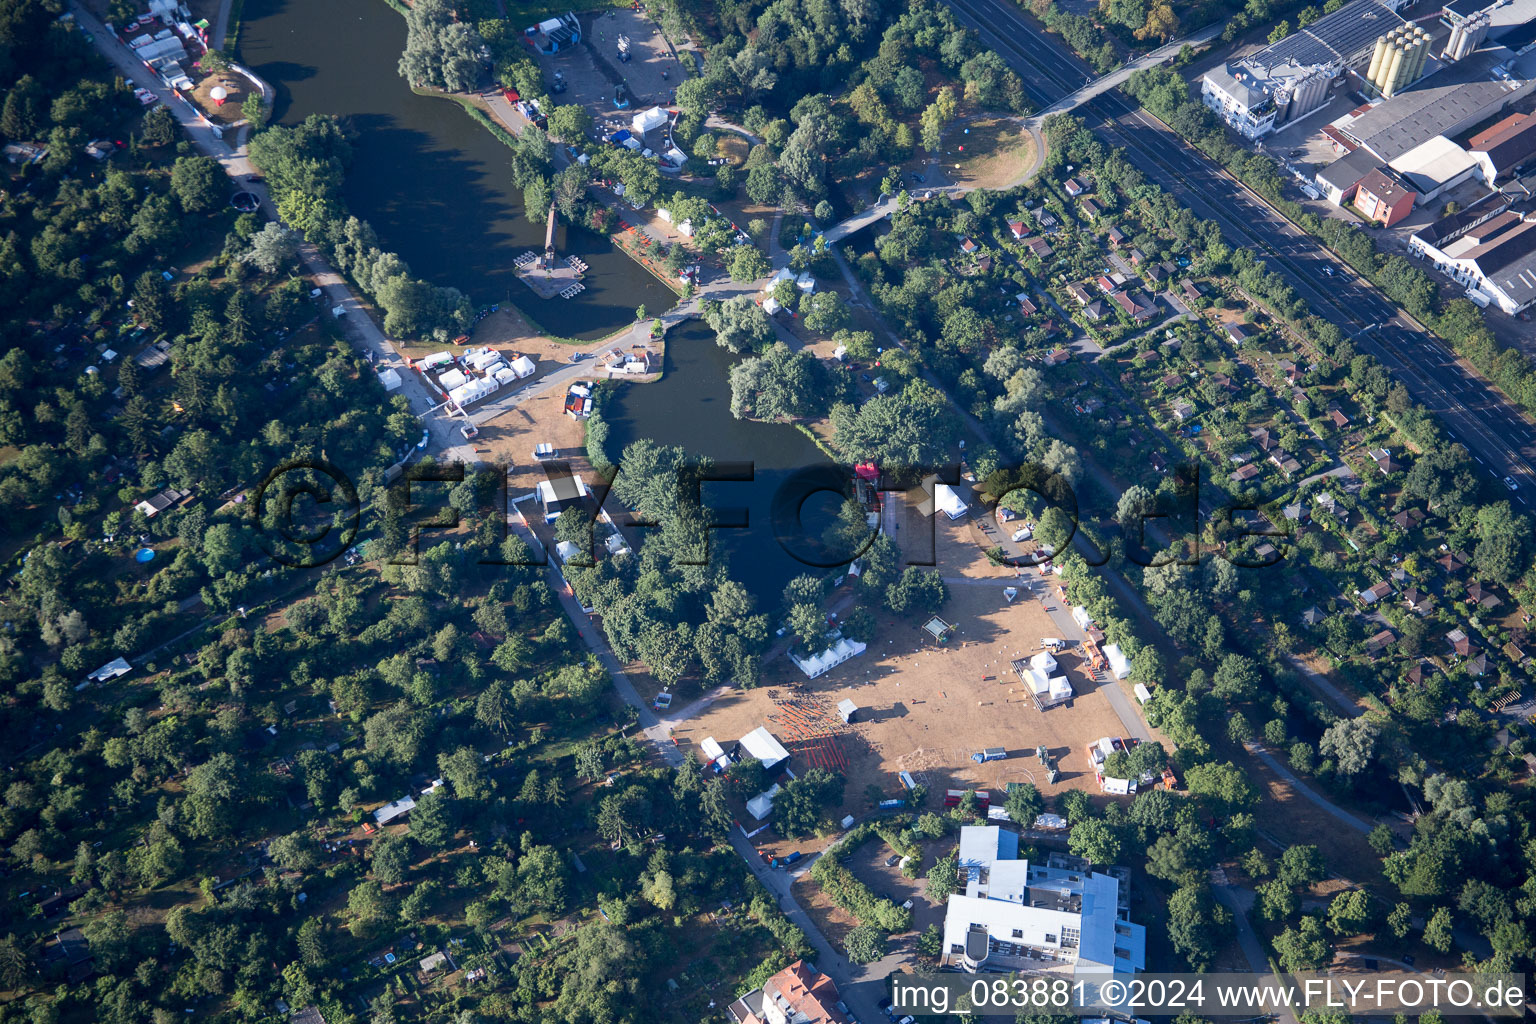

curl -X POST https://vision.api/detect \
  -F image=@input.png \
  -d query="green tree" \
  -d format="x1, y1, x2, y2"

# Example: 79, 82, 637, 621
1423, 906, 1453, 952
1166, 884, 1231, 970
925, 850, 960, 902
1069, 818, 1121, 865
169, 155, 224, 213
844, 922, 887, 964
1274, 914, 1330, 971
410, 791, 455, 849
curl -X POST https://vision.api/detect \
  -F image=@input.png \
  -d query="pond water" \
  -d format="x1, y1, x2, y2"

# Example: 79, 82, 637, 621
238, 0, 673, 339
605, 322, 857, 600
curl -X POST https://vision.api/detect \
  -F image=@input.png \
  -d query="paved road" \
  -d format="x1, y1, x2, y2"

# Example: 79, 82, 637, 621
1088, 99, 1536, 501
1242, 740, 1374, 836
67, 2, 481, 466
933, 0, 1536, 507
1212, 875, 1301, 1024
511, 510, 892, 1024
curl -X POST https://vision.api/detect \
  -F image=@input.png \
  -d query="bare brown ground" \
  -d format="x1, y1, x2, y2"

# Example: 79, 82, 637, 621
673, 517, 1149, 831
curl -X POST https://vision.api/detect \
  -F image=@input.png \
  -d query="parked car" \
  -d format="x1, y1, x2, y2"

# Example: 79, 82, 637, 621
885, 854, 900, 867
901, 897, 914, 910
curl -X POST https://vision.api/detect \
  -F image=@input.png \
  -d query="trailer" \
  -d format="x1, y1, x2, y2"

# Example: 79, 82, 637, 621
898, 770, 916, 790
775, 850, 803, 868
971, 747, 1008, 763
877, 798, 906, 810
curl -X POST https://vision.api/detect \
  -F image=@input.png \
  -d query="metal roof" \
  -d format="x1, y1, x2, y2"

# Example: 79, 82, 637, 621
1343, 47, 1523, 159
1249, 0, 1406, 70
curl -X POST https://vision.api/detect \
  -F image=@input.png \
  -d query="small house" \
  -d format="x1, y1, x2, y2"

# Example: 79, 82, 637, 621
1044, 348, 1071, 366
1026, 237, 1054, 258
1180, 278, 1201, 304
959, 237, 978, 255
1329, 408, 1351, 428
1064, 178, 1084, 196
1369, 448, 1399, 474
1008, 219, 1028, 239
1084, 299, 1108, 321
1231, 463, 1260, 482
1015, 292, 1038, 316
1365, 628, 1397, 656
1081, 198, 1102, 220
1358, 581, 1393, 605
1107, 226, 1126, 246
1066, 282, 1093, 305
1224, 322, 1255, 343
1172, 400, 1195, 421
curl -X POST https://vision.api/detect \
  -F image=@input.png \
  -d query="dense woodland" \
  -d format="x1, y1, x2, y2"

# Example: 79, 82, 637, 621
3, 0, 1535, 1023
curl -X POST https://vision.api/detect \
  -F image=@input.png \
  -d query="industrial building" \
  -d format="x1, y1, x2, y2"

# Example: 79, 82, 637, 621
1469, 112, 1536, 182
1409, 174, 1536, 312
940, 826, 1146, 979
1201, 0, 1409, 138
1314, 37, 1536, 209
1354, 165, 1418, 224
1326, 45, 1535, 162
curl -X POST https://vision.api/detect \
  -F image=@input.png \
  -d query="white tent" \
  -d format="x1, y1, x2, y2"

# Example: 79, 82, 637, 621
935, 483, 968, 520
418, 351, 454, 369
1071, 605, 1093, 630
555, 540, 581, 564
377, 367, 403, 391
438, 368, 469, 391
790, 637, 867, 679
795, 271, 815, 293
1104, 643, 1131, 679
449, 377, 498, 408
746, 783, 781, 821
1047, 676, 1073, 703
762, 297, 782, 315
1030, 650, 1057, 674
1033, 813, 1068, 830
701, 737, 725, 761
1133, 683, 1152, 704
764, 266, 795, 292
509, 355, 536, 378
632, 106, 668, 135
466, 348, 502, 371
739, 726, 791, 772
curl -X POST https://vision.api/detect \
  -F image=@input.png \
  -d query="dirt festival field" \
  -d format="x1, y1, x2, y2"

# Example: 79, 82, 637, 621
670, 518, 1143, 829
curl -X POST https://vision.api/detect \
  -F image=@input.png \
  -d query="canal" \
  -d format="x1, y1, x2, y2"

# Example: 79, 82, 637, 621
238, 0, 674, 339
605, 322, 857, 600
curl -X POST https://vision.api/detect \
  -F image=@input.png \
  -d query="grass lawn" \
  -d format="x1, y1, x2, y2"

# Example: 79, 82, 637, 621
715, 134, 750, 167
951, 117, 1035, 190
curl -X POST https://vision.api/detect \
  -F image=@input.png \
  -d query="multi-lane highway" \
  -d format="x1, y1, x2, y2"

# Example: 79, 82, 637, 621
943, 0, 1536, 501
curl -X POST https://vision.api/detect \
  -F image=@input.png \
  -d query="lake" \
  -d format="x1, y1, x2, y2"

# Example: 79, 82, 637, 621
605, 322, 857, 599
238, 0, 674, 339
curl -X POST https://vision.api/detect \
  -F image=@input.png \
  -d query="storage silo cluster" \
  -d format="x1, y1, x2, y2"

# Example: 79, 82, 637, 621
1444, 11, 1491, 61
1365, 25, 1431, 97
